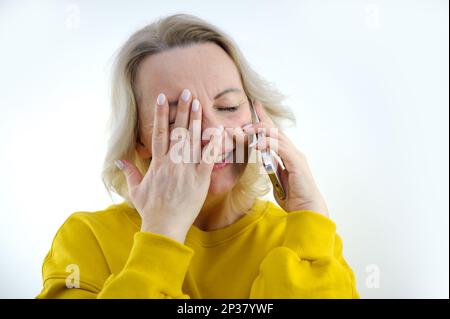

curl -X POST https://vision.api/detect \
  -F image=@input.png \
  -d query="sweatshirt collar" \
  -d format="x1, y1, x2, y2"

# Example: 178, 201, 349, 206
185, 198, 269, 247
117, 197, 270, 247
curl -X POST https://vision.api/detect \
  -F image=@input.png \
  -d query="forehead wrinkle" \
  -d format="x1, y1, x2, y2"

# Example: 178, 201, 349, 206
137, 44, 242, 110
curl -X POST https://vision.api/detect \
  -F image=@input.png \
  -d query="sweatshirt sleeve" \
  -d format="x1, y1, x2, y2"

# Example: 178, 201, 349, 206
36, 213, 194, 299
97, 232, 193, 298
249, 210, 359, 299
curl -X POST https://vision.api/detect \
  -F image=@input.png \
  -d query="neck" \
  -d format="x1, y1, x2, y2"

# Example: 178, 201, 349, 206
193, 192, 255, 231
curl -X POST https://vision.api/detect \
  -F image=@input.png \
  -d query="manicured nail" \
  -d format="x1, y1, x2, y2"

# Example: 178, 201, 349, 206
157, 93, 165, 106
181, 89, 191, 102
115, 159, 125, 170
192, 99, 200, 112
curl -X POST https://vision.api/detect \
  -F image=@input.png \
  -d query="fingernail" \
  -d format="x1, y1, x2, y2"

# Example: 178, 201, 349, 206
157, 93, 165, 106
192, 99, 200, 112
115, 159, 125, 170
242, 123, 253, 131
181, 89, 191, 102
217, 125, 224, 134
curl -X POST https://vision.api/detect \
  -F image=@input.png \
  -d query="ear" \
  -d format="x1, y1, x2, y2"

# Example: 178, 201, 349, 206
135, 137, 152, 159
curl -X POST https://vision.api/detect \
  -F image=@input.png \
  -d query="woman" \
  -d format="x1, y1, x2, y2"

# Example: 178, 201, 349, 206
37, 13, 359, 299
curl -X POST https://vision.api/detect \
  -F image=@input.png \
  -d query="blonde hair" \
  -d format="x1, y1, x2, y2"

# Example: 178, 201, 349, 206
101, 13, 296, 212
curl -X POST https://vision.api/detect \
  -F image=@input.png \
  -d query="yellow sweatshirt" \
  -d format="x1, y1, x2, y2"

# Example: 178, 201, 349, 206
36, 198, 359, 299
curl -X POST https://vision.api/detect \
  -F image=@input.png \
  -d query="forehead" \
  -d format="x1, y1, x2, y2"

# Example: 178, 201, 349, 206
136, 42, 243, 103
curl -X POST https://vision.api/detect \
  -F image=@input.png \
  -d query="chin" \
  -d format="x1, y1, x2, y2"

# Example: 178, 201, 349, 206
208, 163, 244, 194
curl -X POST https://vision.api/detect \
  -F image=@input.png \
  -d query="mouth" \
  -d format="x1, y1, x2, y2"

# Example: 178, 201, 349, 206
213, 149, 234, 170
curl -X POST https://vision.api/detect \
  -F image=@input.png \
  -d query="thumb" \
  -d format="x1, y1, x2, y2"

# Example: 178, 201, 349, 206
115, 159, 143, 191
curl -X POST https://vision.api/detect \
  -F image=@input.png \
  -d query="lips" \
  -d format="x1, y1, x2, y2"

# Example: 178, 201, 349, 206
214, 149, 234, 163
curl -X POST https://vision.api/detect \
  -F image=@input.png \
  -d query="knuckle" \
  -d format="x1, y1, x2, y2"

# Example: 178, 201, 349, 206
156, 107, 168, 118
177, 97, 190, 108
177, 107, 189, 118
154, 127, 166, 137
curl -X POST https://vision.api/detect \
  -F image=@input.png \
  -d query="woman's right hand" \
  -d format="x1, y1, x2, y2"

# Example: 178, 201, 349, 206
115, 89, 223, 243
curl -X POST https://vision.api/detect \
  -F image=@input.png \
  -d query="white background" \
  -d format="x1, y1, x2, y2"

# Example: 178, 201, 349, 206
0, 0, 448, 298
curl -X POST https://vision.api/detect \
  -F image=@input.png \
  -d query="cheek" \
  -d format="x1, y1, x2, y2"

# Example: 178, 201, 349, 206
209, 162, 246, 194
138, 109, 155, 143
228, 108, 251, 126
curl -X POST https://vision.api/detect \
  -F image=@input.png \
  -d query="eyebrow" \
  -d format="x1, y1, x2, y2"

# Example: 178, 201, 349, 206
167, 88, 242, 107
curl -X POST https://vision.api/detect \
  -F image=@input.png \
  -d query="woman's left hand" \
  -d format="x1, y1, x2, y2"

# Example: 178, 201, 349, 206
243, 100, 329, 217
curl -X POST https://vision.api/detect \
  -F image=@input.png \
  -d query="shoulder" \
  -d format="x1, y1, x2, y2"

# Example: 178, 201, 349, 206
52, 202, 138, 240
47, 201, 138, 254
62, 201, 136, 227
253, 198, 289, 231
260, 199, 288, 220
41, 202, 137, 286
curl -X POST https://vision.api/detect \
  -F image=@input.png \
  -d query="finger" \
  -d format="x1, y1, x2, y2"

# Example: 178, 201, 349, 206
242, 122, 278, 138
115, 159, 143, 194
254, 136, 296, 172
152, 92, 169, 158
169, 89, 193, 151
244, 122, 295, 152
172, 88, 192, 130
233, 125, 248, 151
189, 98, 202, 163
256, 132, 268, 150
198, 126, 224, 174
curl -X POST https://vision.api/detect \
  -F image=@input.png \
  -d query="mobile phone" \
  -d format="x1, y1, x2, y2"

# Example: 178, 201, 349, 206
249, 100, 287, 200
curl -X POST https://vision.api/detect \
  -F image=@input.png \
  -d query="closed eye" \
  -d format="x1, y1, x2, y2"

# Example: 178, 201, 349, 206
216, 106, 239, 112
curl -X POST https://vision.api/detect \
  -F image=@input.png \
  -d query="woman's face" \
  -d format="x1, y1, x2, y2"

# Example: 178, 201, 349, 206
135, 42, 252, 194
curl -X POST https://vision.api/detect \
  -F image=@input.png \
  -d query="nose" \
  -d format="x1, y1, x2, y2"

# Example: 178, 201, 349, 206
200, 116, 222, 148
200, 114, 234, 151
